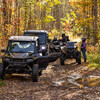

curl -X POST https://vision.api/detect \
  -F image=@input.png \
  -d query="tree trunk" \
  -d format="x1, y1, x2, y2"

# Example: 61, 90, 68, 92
83, 0, 86, 36
28, 3, 31, 30
93, 0, 98, 44
24, 0, 27, 30
3, 0, 8, 36
18, 4, 20, 35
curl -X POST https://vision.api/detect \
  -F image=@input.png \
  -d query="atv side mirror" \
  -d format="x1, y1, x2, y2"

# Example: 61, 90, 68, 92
1, 49, 6, 52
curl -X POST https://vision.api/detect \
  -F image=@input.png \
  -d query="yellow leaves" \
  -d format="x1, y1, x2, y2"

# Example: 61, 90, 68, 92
0, 89, 2, 93
69, 0, 93, 6
53, 0, 61, 5
44, 15, 56, 23
0, 33, 2, 38
79, 85, 83, 88
41, 0, 61, 8
12, 11, 14, 16
6, 24, 13, 35
36, 2, 40, 6
44, 0, 61, 5
42, 82, 46, 84
70, 11, 77, 19
48, 33, 52, 38
49, 28, 60, 39
87, 45, 98, 53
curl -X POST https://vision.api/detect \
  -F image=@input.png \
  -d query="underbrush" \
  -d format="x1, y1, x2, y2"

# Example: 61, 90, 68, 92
0, 80, 6, 87
87, 53, 100, 68
0, 59, 2, 63
87, 44, 100, 68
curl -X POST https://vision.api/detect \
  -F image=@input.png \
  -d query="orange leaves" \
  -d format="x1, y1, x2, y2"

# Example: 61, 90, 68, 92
69, 1, 93, 6
65, 22, 70, 31
0, 36, 8, 49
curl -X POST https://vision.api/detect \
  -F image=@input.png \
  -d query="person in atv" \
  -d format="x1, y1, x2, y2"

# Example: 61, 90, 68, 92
52, 36, 57, 42
81, 37, 87, 62
66, 36, 70, 41
62, 33, 67, 42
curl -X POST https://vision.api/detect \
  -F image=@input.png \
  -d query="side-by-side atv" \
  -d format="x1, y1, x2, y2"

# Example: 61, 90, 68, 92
24, 30, 49, 56
60, 41, 81, 65
0, 36, 58, 82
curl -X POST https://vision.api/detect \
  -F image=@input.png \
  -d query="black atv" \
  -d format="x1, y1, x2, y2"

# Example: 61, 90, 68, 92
0, 36, 58, 82
49, 41, 61, 52
60, 41, 81, 65
24, 30, 49, 56
49, 40, 65, 53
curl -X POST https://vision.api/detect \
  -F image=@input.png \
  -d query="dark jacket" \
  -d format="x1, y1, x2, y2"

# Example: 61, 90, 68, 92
81, 42, 86, 51
62, 36, 67, 42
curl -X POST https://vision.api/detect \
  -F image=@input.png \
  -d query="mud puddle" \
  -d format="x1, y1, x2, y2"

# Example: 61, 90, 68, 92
53, 72, 82, 88
53, 73, 100, 88
76, 76, 100, 87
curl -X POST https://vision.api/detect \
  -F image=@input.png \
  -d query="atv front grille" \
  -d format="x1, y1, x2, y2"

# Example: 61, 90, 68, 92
67, 48, 75, 52
13, 59, 24, 62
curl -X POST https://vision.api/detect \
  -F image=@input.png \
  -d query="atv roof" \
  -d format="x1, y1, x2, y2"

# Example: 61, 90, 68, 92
24, 30, 48, 34
9, 36, 38, 41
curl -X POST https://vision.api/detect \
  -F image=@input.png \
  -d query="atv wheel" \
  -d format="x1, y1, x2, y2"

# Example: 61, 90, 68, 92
60, 53, 65, 65
0, 64, 4, 80
76, 52, 81, 64
32, 64, 39, 82
60, 59, 64, 65
39, 70, 42, 76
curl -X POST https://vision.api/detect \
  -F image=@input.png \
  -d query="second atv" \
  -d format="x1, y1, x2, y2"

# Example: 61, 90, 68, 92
60, 41, 81, 65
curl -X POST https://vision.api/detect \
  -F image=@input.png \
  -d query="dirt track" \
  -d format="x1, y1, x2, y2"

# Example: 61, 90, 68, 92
0, 59, 100, 100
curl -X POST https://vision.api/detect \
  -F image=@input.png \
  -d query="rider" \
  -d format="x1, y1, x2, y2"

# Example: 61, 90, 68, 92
52, 36, 57, 42
81, 37, 87, 62
62, 33, 67, 42
66, 36, 70, 41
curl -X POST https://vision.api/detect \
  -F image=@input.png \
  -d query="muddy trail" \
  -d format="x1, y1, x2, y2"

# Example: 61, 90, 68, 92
0, 59, 100, 100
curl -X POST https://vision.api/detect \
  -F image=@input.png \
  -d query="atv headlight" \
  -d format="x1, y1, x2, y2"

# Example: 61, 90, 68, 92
60, 42, 63, 45
61, 46, 64, 50
41, 46, 46, 49
40, 45, 46, 50
39, 53, 42, 56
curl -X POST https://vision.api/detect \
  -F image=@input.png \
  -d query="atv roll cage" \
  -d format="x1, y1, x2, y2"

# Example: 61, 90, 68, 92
24, 30, 48, 45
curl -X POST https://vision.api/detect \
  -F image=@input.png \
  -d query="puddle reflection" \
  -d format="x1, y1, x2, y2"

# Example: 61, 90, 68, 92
76, 76, 100, 87
53, 75, 100, 88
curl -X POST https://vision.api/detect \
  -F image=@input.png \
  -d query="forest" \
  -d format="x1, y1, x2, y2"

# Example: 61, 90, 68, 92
0, 0, 100, 42
0, 0, 100, 99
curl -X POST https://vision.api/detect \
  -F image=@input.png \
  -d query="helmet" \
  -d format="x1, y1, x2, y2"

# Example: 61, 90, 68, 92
66, 36, 69, 38
53, 36, 57, 41
54, 36, 57, 39
81, 37, 86, 40
81, 37, 86, 42
62, 33, 65, 37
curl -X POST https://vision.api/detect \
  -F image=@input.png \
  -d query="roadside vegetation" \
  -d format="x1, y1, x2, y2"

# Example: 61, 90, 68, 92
87, 45, 100, 68
0, 80, 6, 87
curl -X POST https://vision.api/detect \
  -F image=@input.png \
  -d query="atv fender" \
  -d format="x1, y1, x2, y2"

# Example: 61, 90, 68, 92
33, 56, 49, 70
33, 53, 60, 70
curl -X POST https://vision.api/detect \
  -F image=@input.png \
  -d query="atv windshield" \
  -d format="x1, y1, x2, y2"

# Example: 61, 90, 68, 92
7, 41, 35, 53
24, 32, 47, 44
